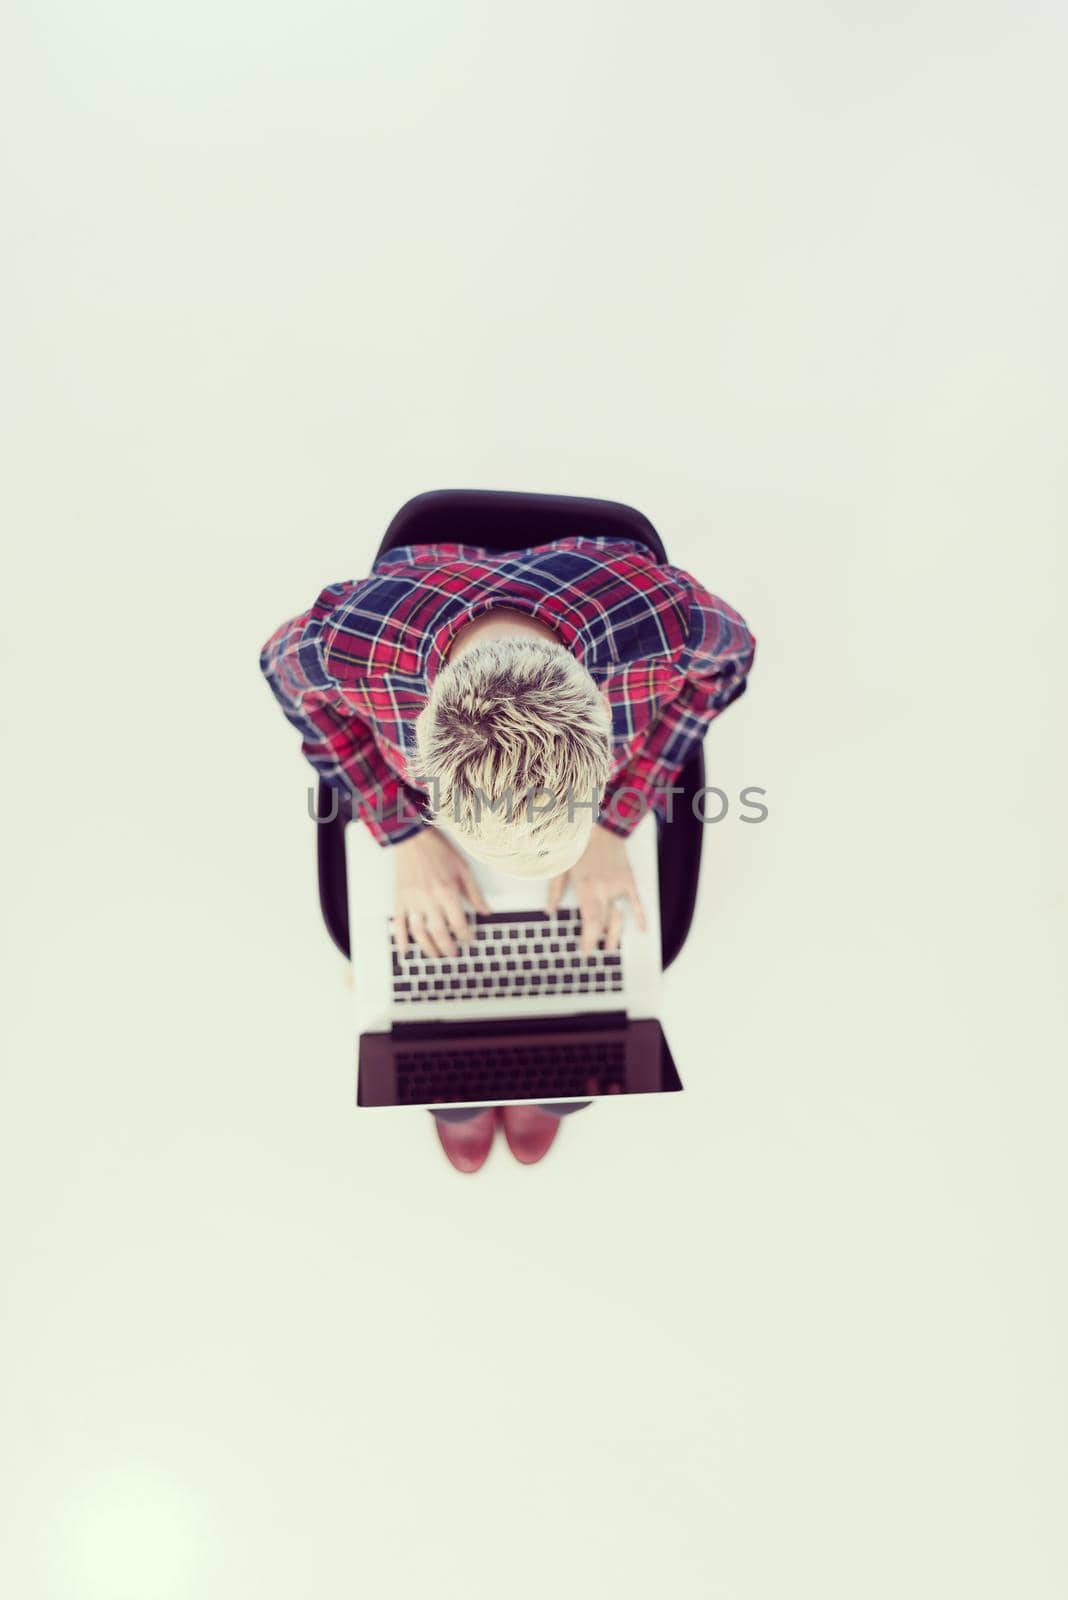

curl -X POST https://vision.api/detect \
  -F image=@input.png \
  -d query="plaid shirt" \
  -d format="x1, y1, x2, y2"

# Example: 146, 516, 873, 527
260, 537, 756, 846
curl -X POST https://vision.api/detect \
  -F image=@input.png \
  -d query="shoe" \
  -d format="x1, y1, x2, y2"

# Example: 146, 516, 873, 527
434, 1108, 497, 1174
500, 1105, 561, 1166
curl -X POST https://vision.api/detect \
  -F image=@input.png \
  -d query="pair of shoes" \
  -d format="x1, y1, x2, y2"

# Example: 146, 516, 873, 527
434, 1106, 563, 1174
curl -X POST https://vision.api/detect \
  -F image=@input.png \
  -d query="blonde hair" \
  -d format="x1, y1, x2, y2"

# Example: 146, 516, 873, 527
411, 639, 612, 877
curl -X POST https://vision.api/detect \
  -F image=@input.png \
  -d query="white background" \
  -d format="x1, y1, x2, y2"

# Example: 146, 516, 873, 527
2, 2, 1066, 1595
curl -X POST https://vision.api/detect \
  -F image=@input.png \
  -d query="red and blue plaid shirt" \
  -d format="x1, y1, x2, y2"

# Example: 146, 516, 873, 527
260, 537, 756, 845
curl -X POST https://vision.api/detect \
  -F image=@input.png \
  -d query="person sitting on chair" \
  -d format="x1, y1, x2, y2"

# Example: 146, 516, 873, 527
260, 533, 756, 1172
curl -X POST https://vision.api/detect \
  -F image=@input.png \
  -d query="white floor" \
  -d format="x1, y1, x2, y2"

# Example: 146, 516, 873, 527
3, 3, 1066, 1596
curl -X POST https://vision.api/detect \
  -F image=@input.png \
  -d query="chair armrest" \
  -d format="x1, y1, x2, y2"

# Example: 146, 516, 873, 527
316, 778, 351, 960
658, 747, 705, 970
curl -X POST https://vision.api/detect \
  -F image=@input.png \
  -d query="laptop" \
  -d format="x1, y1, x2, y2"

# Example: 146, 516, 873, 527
346, 812, 683, 1109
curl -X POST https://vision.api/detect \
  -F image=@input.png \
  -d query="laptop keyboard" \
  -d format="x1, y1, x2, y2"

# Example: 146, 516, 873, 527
390, 908, 624, 1007
395, 1036, 627, 1103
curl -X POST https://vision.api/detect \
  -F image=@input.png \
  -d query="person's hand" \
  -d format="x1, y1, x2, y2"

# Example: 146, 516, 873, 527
545, 824, 647, 953
392, 828, 490, 959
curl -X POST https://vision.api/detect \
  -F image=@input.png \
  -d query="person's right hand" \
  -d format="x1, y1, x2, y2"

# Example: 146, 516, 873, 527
392, 828, 490, 959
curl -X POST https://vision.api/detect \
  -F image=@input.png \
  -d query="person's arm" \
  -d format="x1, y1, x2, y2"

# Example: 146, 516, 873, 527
598, 579, 756, 837
259, 607, 428, 847
261, 590, 495, 955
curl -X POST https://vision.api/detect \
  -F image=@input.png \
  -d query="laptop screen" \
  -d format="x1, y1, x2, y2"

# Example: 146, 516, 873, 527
358, 1017, 681, 1108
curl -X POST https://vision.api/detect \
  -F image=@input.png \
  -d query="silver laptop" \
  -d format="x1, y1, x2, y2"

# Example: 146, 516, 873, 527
346, 813, 682, 1109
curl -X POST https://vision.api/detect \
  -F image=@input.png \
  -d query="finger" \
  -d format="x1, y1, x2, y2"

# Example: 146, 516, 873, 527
605, 900, 626, 953
579, 891, 607, 954
441, 893, 473, 951
411, 912, 439, 962
628, 883, 647, 934
546, 872, 568, 915
424, 907, 457, 959
393, 906, 409, 958
459, 864, 491, 917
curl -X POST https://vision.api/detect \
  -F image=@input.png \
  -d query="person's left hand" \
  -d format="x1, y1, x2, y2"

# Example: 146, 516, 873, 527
546, 824, 647, 953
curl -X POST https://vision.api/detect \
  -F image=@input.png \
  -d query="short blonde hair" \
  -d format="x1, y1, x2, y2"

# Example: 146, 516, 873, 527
411, 639, 612, 877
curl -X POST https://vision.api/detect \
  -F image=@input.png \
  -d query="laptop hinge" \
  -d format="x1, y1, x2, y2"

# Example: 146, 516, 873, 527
391, 1009, 627, 1041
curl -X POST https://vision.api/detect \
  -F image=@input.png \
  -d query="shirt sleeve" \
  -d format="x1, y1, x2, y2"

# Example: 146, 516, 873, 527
259, 603, 429, 847
598, 579, 757, 837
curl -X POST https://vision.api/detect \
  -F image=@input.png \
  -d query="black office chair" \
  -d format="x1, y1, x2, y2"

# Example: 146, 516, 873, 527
316, 489, 705, 971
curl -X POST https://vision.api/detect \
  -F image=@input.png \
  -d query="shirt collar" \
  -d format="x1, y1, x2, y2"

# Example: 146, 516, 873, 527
425, 593, 586, 681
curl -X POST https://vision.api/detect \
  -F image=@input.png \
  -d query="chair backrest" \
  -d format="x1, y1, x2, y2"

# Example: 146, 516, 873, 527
376, 488, 668, 565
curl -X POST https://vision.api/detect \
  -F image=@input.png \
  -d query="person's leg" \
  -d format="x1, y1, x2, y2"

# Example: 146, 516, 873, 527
430, 1101, 592, 1122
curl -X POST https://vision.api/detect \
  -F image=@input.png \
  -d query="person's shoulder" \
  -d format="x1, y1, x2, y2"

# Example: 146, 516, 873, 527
540, 540, 691, 664
318, 552, 469, 681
